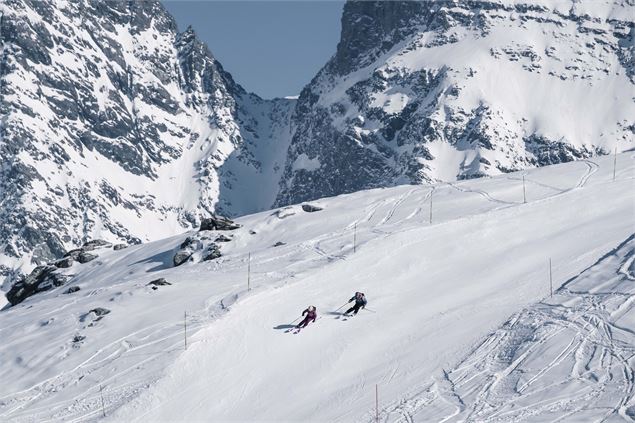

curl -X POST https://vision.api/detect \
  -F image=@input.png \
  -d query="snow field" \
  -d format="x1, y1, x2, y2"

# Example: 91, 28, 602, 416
0, 153, 633, 422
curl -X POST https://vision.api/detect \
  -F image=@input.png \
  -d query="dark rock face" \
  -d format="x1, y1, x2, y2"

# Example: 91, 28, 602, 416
113, 244, 128, 251
173, 251, 193, 267
202, 244, 222, 262
64, 286, 81, 294
180, 236, 202, 250
273, 207, 296, 219
174, 234, 223, 266
147, 278, 171, 286
173, 235, 202, 266
64, 249, 83, 260
89, 307, 110, 317
6, 265, 72, 305
77, 252, 98, 264
273, 241, 286, 247
54, 257, 74, 269
82, 240, 113, 251
73, 335, 86, 343
200, 215, 241, 231
302, 204, 323, 213
80, 307, 110, 324
214, 235, 232, 243
333, 1, 431, 76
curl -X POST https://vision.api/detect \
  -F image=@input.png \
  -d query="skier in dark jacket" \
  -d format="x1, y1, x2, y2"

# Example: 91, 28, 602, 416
344, 292, 367, 316
297, 305, 317, 328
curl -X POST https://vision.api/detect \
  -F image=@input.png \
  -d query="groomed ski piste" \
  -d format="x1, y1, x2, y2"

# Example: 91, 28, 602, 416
0, 153, 633, 422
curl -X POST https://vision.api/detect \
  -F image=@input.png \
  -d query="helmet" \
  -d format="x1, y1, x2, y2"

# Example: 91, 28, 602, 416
308, 306, 315, 311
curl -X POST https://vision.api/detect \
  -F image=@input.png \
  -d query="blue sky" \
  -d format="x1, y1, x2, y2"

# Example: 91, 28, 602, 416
163, 1, 344, 99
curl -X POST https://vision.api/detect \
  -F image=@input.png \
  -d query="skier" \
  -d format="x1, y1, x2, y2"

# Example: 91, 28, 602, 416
296, 305, 317, 329
344, 292, 367, 316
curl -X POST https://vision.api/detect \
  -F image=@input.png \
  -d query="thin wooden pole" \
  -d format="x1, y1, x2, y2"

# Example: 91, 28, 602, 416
549, 258, 553, 298
613, 146, 617, 182
354, 223, 357, 253
184, 311, 187, 350
522, 175, 527, 203
100, 384, 106, 417
429, 190, 433, 224
375, 384, 379, 423
247, 252, 251, 291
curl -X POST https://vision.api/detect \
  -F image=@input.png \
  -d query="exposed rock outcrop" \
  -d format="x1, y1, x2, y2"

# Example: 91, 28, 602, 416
6, 266, 72, 306
200, 215, 241, 231
302, 204, 323, 213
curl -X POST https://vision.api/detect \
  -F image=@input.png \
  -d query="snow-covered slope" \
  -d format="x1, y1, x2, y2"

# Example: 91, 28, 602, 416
275, 0, 635, 206
398, 233, 635, 421
0, 0, 294, 285
0, 153, 632, 422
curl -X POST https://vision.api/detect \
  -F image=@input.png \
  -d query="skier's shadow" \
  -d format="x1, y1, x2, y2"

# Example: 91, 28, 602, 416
273, 324, 296, 330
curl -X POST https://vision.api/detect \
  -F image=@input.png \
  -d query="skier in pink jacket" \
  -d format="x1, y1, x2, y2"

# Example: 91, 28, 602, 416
296, 306, 317, 328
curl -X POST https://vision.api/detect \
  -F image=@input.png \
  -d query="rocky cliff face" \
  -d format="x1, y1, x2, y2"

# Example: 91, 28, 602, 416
274, 0, 634, 206
0, 0, 293, 286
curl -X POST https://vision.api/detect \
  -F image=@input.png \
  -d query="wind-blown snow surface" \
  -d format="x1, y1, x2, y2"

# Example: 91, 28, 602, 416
0, 154, 633, 422
401, 234, 635, 422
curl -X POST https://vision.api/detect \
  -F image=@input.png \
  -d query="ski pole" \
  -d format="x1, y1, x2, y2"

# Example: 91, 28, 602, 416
335, 302, 349, 312
363, 308, 376, 313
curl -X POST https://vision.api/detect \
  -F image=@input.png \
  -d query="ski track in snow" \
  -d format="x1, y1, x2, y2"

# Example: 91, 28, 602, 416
1, 154, 634, 422
575, 160, 600, 189
378, 188, 419, 226
446, 181, 519, 206
381, 235, 635, 423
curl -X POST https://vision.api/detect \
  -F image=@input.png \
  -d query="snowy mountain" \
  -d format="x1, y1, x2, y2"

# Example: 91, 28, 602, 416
1, 0, 633, 292
0, 153, 633, 421
275, 0, 634, 206
0, 0, 294, 285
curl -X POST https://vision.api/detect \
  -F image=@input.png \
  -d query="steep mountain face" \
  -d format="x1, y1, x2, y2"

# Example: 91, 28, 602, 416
0, 0, 293, 284
275, 0, 634, 206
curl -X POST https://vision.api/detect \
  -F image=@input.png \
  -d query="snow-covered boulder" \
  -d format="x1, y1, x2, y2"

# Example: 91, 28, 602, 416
82, 240, 113, 251
54, 257, 75, 269
202, 244, 222, 262
214, 235, 232, 243
6, 266, 71, 305
173, 251, 194, 267
273, 207, 296, 219
302, 204, 323, 213
64, 286, 80, 294
200, 215, 241, 231
147, 278, 171, 287
77, 252, 98, 264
